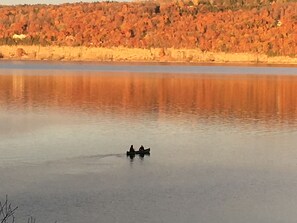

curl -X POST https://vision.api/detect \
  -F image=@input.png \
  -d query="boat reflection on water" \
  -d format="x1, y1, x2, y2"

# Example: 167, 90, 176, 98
127, 152, 150, 161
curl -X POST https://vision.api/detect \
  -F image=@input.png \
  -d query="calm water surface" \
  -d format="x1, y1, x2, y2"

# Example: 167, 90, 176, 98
1, 62, 297, 223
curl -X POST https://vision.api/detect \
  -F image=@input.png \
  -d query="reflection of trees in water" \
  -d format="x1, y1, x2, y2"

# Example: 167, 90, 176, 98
0, 74, 297, 123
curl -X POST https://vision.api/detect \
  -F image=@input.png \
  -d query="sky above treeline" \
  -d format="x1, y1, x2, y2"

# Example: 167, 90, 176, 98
1, 0, 128, 5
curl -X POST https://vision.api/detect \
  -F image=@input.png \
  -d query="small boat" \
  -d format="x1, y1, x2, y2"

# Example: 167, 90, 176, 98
126, 148, 150, 156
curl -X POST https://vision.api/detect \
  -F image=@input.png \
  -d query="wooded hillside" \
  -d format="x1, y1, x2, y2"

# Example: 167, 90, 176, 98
0, 1, 296, 56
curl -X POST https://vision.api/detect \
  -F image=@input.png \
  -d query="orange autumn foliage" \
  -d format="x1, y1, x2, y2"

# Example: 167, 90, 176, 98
0, 1, 296, 56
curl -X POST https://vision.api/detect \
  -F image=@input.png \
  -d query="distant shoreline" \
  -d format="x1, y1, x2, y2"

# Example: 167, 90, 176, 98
1, 45, 297, 65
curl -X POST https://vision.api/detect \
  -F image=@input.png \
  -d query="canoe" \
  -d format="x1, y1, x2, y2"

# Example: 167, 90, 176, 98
126, 148, 150, 156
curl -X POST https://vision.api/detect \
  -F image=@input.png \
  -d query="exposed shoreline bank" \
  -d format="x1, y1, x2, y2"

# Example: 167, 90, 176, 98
1, 45, 297, 65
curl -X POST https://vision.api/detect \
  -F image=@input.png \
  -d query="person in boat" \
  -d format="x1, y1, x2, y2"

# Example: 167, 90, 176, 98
139, 145, 144, 152
129, 145, 135, 153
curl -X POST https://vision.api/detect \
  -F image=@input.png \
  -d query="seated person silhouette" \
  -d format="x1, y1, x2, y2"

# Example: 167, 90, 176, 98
129, 145, 135, 153
139, 145, 144, 152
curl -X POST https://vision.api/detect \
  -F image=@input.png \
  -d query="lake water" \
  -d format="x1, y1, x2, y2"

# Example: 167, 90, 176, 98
1, 61, 297, 223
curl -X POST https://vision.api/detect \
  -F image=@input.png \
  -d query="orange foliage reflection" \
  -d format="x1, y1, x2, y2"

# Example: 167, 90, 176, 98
0, 74, 297, 122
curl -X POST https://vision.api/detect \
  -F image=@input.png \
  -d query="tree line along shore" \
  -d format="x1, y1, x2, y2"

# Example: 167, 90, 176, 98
0, 0, 296, 63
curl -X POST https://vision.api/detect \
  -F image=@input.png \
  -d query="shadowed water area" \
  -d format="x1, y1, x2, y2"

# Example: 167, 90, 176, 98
0, 63, 297, 223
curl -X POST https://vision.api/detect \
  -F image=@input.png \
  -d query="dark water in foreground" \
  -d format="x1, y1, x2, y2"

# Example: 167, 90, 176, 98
0, 62, 297, 223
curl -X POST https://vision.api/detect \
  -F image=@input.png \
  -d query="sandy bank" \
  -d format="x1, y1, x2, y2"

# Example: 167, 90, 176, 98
1, 45, 297, 65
